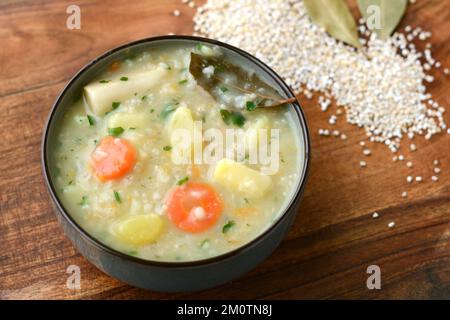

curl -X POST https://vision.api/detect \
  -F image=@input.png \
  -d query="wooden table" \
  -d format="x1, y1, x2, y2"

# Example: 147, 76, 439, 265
1, 0, 449, 300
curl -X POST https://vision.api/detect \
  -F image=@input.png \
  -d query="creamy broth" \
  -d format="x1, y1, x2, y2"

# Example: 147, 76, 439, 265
52, 43, 303, 262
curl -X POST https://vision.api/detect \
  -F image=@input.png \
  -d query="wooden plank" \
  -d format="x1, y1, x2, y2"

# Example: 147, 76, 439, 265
0, 0, 449, 299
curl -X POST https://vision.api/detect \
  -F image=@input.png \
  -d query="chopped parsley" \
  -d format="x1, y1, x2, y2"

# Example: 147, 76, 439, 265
196, 43, 204, 51
222, 220, 235, 234
199, 239, 209, 248
141, 95, 147, 101
108, 127, 124, 137
220, 109, 246, 127
160, 103, 178, 119
219, 86, 228, 93
178, 79, 188, 85
163, 145, 172, 151
120, 76, 128, 81
99, 79, 110, 83
113, 191, 122, 203
246, 101, 257, 111
112, 101, 120, 109
87, 115, 96, 126
78, 196, 88, 206
176, 176, 189, 186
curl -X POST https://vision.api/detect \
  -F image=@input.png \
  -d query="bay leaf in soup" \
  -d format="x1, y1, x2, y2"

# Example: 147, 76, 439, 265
358, 0, 408, 39
189, 52, 296, 109
303, 0, 361, 48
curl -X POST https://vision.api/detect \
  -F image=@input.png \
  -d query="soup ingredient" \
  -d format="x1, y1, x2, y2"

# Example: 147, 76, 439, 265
303, 0, 361, 48
167, 106, 200, 161
84, 67, 167, 115
87, 115, 96, 126
220, 109, 246, 127
114, 190, 122, 203
108, 127, 124, 137
222, 220, 235, 234
193, 1, 447, 150
176, 176, 189, 186
91, 136, 137, 181
246, 115, 271, 149
108, 112, 148, 130
112, 214, 164, 246
213, 158, 271, 199
358, 0, 408, 39
189, 53, 296, 109
78, 195, 88, 206
166, 182, 223, 233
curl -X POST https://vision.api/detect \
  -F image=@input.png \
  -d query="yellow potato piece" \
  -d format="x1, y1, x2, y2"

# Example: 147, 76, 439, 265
246, 115, 271, 150
112, 214, 164, 246
213, 159, 271, 199
167, 106, 200, 163
84, 67, 167, 115
108, 112, 148, 130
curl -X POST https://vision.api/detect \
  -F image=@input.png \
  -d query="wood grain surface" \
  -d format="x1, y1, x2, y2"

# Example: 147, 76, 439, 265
0, 0, 449, 300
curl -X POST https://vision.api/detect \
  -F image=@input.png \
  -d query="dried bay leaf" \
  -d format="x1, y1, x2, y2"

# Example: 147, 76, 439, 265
189, 53, 296, 109
303, 0, 361, 48
358, 0, 408, 39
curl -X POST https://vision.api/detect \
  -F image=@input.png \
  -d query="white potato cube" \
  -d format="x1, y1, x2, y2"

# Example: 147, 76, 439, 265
84, 67, 167, 115
213, 158, 271, 199
167, 106, 200, 163
112, 214, 164, 246
108, 112, 148, 130
246, 115, 271, 150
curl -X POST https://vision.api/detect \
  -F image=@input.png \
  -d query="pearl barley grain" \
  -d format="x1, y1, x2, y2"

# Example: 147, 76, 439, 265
193, 0, 447, 151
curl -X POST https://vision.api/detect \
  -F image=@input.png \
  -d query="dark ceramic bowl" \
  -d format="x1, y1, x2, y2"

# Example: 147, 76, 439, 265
41, 36, 310, 292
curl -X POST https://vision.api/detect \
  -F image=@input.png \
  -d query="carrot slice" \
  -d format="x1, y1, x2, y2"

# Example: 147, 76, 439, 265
91, 136, 136, 181
166, 182, 223, 233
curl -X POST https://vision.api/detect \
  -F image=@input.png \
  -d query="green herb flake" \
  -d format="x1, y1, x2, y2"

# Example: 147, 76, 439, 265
87, 115, 96, 126
112, 101, 120, 110
141, 95, 147, 101
176, 176, 189, 186
78, 196, 88, 206
108, 127, 124, 137
114, 191, 122, 203
219, 86, 228, 93
99, 80, 110, 83
163, 145, 172, 151
220, 109, 246, 127
150, 108, 155, 113
120, 76, 129, 81
178, 79, 188, 85
200, 239, 210, 248
127, 250, 138, 256
160, 104, 177, 119
222, 220, 235, 234
195, 43, 204, 51
244, 198, 249, 204
246, 101, 257, 111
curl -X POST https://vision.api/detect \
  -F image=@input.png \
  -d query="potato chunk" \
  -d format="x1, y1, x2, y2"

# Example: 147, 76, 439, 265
84, 67, 167, 115
112, 214, 164, 246
167, 106, 200, 163
108, 112, 148, 130
213, 158, 271, 199
246, 115, 271, 150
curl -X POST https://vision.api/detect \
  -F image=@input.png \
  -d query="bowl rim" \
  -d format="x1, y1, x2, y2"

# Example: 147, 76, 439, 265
41, 35, 311, 268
